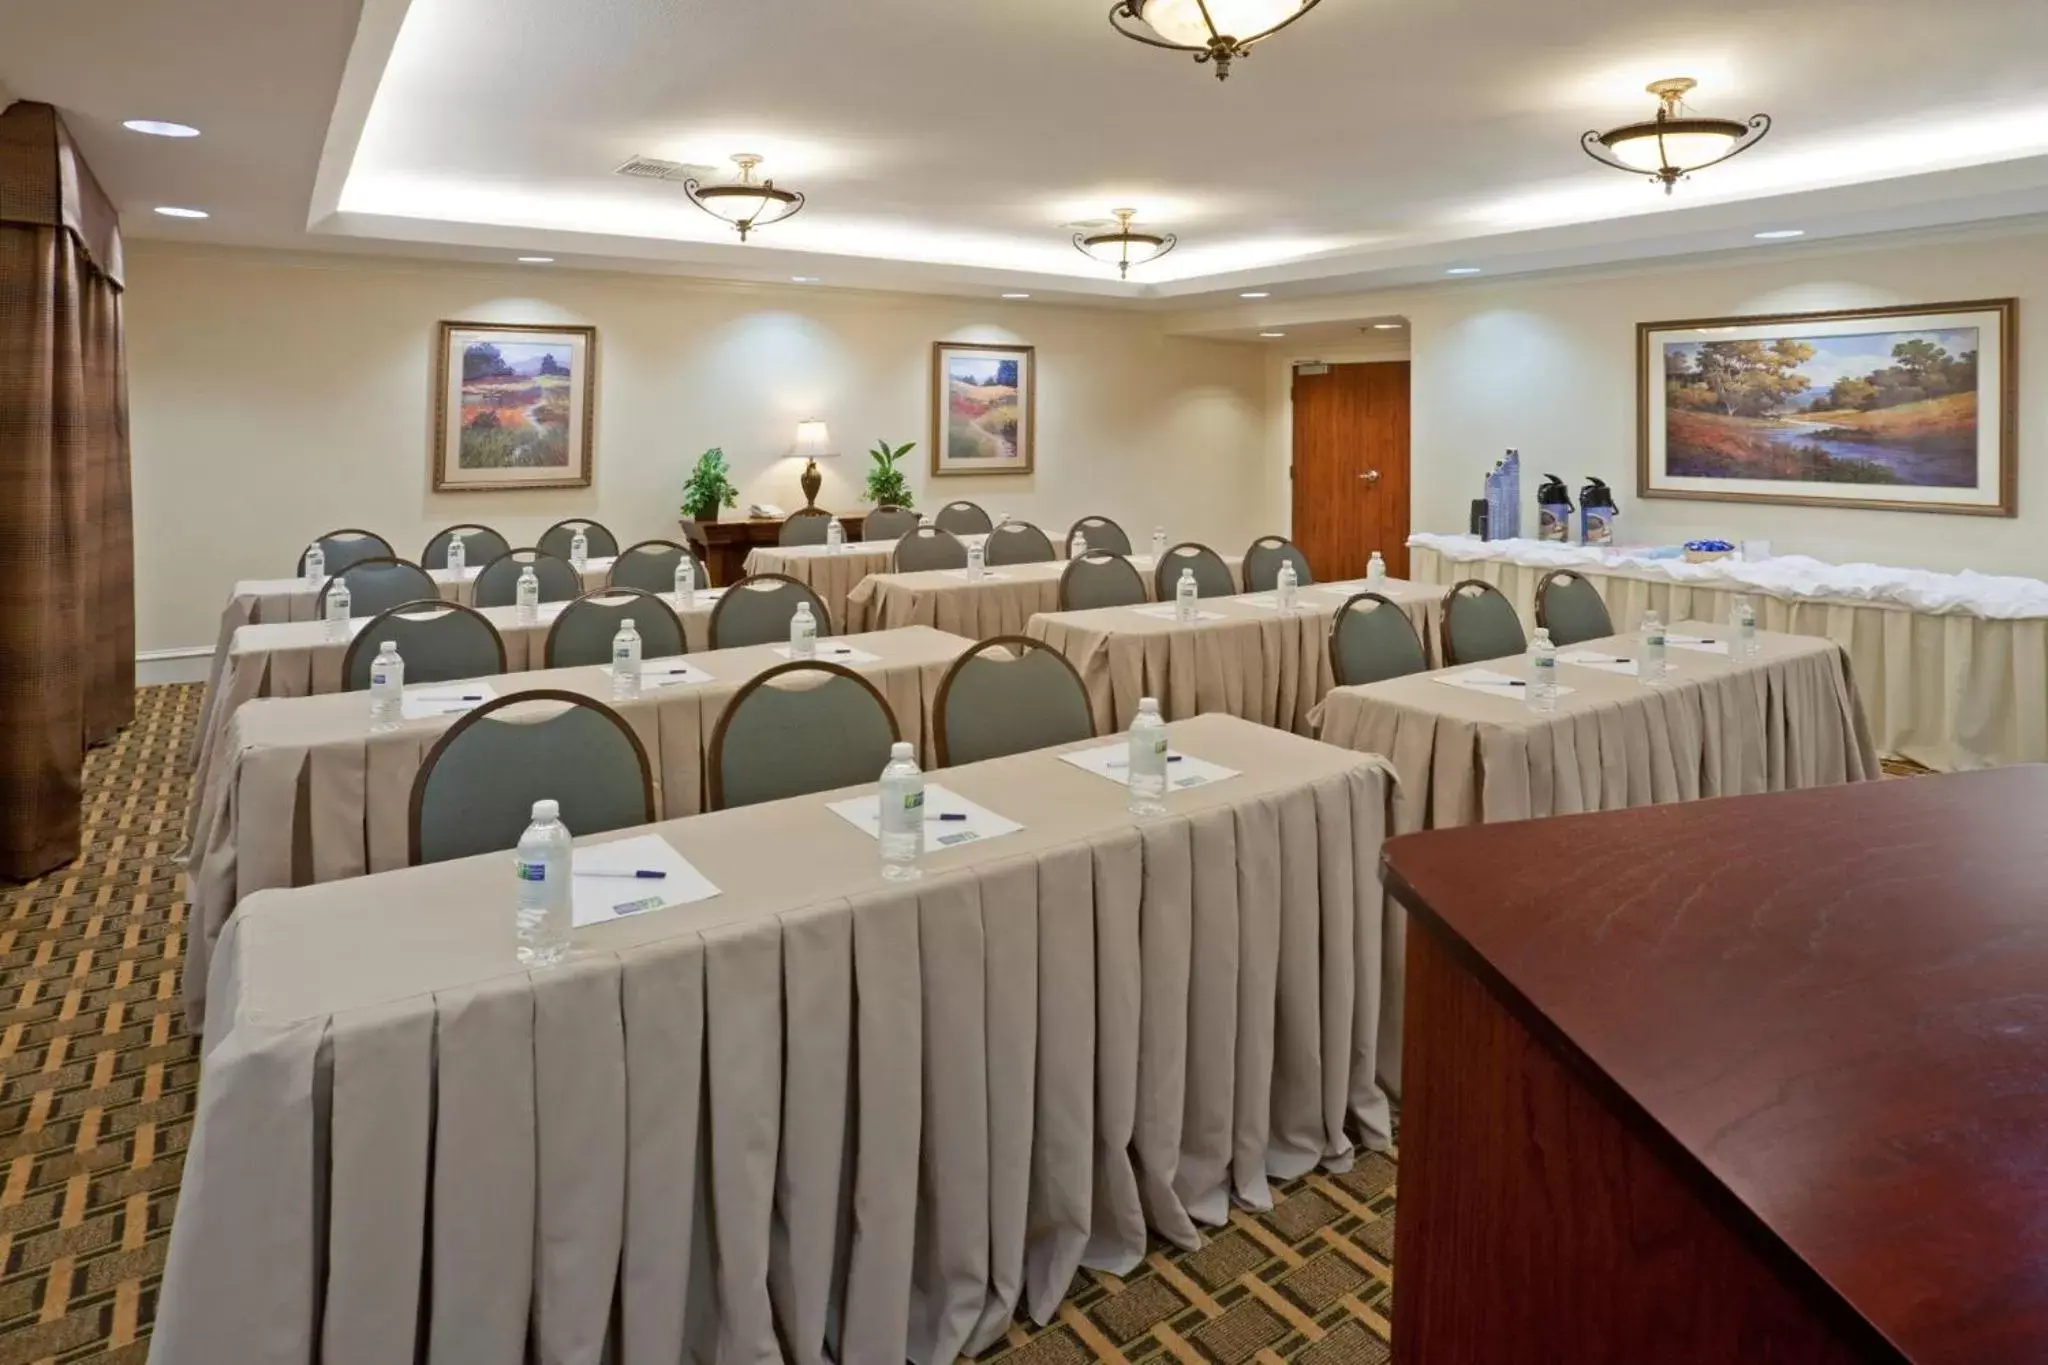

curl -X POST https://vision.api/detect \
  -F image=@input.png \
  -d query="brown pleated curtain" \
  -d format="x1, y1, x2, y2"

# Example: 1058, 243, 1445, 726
0, 102, 134, 879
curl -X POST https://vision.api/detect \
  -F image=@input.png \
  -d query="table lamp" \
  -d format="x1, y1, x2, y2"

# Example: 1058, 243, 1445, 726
793, 420, 836, 510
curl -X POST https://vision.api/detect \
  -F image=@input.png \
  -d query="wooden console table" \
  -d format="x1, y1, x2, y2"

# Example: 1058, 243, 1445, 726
693, 515, 859, 586
1382, 766, 2048, 1364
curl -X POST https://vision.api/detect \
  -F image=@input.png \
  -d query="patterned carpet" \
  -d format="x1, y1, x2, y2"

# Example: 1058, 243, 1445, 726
0, 683, 1398, 1364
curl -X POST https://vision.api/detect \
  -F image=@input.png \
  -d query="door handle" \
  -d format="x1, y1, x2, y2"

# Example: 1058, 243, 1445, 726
1358, 470, 1381, 484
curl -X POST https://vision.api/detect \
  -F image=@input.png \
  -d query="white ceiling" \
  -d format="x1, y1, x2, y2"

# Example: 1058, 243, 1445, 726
9, 0, 2048, 305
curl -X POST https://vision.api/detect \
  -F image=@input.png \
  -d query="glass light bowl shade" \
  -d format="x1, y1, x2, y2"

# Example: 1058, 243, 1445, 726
1601, 121, 1744, 172
1079, 232, 1169, 266
1136, 0, 1308, 44
691, 184, 797, 226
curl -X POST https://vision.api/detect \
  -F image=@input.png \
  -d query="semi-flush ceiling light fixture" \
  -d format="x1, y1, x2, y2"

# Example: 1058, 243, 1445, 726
1582, 78, 1771, 195
1107, 0, 1321, 82
1074, 208, 1178, 279
683, 154, 805, 241
124, 119, 200, 138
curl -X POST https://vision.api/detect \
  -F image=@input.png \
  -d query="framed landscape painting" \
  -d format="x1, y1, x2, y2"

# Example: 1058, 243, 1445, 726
433, 321, 597, 491
1639, 300, 2016, 516
931, 341, 1034, 477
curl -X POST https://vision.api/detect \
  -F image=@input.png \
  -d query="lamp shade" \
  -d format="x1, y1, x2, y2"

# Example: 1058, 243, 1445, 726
1136, 0, 1309, 44
794, 420, 835, 458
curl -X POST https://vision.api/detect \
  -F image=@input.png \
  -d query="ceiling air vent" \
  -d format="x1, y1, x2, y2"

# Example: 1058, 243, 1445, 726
613, 156, 711, 182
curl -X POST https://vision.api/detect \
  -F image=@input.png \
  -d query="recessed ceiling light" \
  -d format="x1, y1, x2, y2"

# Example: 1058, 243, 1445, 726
1753, 228, 1806, 240
124, 119, 201, 139
517, 255, 554, 263
153, 206, 209, 219
1240, 291, 1271, 299
1372, 322, 1404, 330
1260, 331, 1287, 338
1445, 266, 1482, 276
790, 275, 820, 283
1001, 292, 1032, 299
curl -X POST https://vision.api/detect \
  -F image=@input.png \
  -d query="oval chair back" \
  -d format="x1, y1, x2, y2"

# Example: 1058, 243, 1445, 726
537, 518, 619, 561
409, 691, 655, 866
1066, 515, 1132, 556
1243, 535, 1315, 592
891, 526, 968, 573
544, 589, 688, 669
1330, 593, 1430, 686
708, 662, 901, 810
298, 528, 391, 577
341, 600, 507, 691
708, 573, 832, 649
934, 636, 1095, 767
863, 505, 920, 541
983, 520, 1056, 566
609, 539, 706, 594
473, 548, 581, 608
934, 500, 993, 536
317, 557, 438, 618
1535, 569, 1614, 647
1058, 552, 1147, 611
1152, 542, 1235, 600
420, 524, 510, 571
1441, 579, 1527, 665
777, 509, 836, 547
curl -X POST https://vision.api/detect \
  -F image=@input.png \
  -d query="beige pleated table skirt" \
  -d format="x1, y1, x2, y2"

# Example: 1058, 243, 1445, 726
841, 552, 1246, 638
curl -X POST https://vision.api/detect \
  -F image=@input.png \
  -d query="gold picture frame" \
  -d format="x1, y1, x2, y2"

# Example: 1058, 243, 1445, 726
931, 341, 1035, 477
432, 320, 598, 492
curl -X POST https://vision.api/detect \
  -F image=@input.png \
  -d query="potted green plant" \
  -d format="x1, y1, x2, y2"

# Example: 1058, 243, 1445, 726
681, 446, 739, 522
864, 439, 916, 508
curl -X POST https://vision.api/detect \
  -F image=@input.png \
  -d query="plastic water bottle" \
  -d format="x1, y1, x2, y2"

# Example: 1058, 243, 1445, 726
1175, 568, 1198, 624
515, 565, 540, 623
514, 800, 572, 967
324, 576, 351, 639
1641, 610, 1668, 686
1528, 627, 1558, 712
674, 557, 697, 610
1127, 697, 1169, 817
1276, 560, 1299, 613
446, 532, 466, 578
995, 511, 1008, 528
1367, 551, 1387, 583
369, 640, 404, 727
826, 518, 845, 554
303, 542, 326, 588
877, 741, 924, 881
611, 617, 642, 700
1150, 526, 1167, 563
919, 512, 934, 529
1070, 528, 1088, 560
789, 601, 818, 659
568, 527, 589, 568
966, 541, 985, 581
1732, 595, 1757, 659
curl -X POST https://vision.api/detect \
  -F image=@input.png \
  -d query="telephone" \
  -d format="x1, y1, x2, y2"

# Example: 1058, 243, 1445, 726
748, 502, 788, 519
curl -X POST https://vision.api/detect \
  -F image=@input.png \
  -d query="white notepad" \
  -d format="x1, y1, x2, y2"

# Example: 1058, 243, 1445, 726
1059, 742, 1241, 791
943, 569, 1009, 581
400, 682, 498, 719
569, 834, 721, 927
1234, 593, 1313, 613
1433, 668, 1574, 698
827, 784, 1022, 849
1557, 650, 1638, 676
772, 643, 881, 664
638, 660, 715, 689
1667, 634, 1732, 655
1129, 604, 1227, 623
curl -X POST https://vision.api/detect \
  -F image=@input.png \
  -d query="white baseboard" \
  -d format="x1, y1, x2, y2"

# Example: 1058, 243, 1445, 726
138, 647, 212, 686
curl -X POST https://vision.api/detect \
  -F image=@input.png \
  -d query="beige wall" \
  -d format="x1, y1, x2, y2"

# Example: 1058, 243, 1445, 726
127, 244, 1270, 652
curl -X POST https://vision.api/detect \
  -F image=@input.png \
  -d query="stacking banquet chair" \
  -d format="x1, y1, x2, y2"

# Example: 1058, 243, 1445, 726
1243, 535, 1315, 592
608, 539, 707, 594
707, 662, 900, 809
408, 692, 655, 865
1440, 579, 1528, 665
1535, 568, 1614, 647
1067, 514, 1132, 556
472, 548, 581, 608
316, 557, 438, 618
420, 524, 511, 571
863, 505, 920, 541
777, 508, 836, 547
983, 520, 1056, 566
891, 527, 969, 573
341, 600, 506, 691
1152, 542, 1235, 600
297, 528, 391, 577
933, 635, 1095, 766
537, 518, 619, 561
708, 573, 832, 649
1329, 593, 1431, 686
934, 500, 993, 536
1058, 552, 1147, 610
544, 589, 688, 668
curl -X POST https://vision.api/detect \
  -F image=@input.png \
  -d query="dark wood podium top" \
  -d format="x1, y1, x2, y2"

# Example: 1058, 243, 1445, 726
1383, 766, 2048, 1365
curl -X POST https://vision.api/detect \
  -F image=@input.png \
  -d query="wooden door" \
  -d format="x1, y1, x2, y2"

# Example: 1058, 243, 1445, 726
1291, 361, 1411, 580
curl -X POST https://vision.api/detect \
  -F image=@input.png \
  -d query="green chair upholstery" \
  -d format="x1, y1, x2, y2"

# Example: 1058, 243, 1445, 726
1330, 593, 1429, 686
1243, 535, 1315, 592
863, 506, 920, 541
708, 573, 832, 649
934, 501, 993, 536
709, 663, 901, 809
892, 527, 969, 572
608, 539, 706, 593
935, 636, 1095, 766
1058, 552, 1147, 610
297, 528, 391, 577
473, 548, 580, 608
983, 521, 1056, 566
409, 691, 653, 865
537, 518, 619, 560
341, 600, 506, 692
777, 510, 837, 547
1067, 515, 1132, 556
420, 524, 510, 571
317, 557, 438, 618
544, 589, 687, 668
1441, 579, 1527, 665
1152, 543, 1235, 600
1536, 569, 1614, 647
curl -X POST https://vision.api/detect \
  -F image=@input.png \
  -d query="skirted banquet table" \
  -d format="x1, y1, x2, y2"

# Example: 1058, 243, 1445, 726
1027, 578, 1441, 736
743, 535, 988, 631
154, 715, 1397, 1365
842, 552, 1245, 638
183, 625, 975, 1029
1409, 532, 2045, 772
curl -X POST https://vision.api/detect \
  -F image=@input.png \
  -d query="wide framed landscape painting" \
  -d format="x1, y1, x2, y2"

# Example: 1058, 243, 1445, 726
931, 341, 1034, 477
1639, 300, 2016, 516
433, 321, 597, 491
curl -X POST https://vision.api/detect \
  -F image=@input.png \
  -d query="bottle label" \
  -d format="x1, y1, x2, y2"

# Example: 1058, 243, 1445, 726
516, 860, 546, 883
372, 670, 389, 686
896, 789, 924, 813
1533, 656, 1554, 671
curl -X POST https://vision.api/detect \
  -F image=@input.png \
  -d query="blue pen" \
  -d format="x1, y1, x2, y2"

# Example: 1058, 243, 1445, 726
579, 869, 668, 880
928, 812, 969, 822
